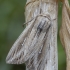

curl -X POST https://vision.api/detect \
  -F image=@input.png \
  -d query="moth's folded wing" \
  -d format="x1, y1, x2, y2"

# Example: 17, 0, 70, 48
6, 18, 36, 64
6, 16, 51, 64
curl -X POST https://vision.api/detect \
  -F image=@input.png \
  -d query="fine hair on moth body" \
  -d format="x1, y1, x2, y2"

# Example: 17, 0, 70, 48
6, 0, 58, 70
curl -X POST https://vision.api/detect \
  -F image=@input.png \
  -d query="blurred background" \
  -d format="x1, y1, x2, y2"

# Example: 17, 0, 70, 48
0, 0, 70, 70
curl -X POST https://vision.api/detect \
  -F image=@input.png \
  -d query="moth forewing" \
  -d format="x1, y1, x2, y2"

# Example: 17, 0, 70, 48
6, 17, 37, 64
6, 15, 51, 64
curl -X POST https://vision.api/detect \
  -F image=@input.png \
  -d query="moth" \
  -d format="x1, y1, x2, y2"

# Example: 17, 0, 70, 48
6, 0, 58, 70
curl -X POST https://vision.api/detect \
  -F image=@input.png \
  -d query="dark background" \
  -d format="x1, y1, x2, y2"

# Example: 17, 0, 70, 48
0, 0, 70, 70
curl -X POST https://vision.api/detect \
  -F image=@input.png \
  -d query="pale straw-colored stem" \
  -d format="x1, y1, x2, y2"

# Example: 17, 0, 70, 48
25, 0, 58, 70
60, 0, 70, 70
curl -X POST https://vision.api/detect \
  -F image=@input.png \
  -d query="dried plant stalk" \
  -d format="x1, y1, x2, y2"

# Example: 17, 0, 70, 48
59, 0, 70, 70
6, 0, 58, 70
